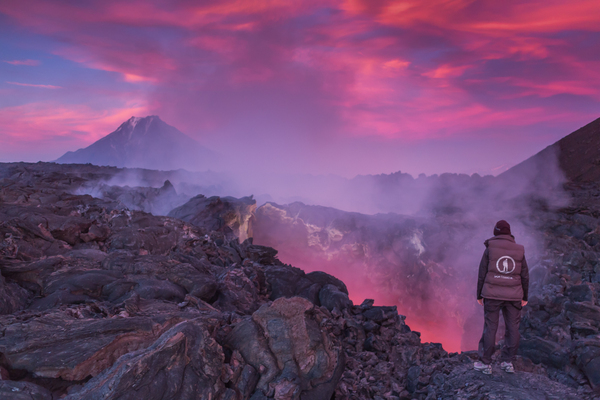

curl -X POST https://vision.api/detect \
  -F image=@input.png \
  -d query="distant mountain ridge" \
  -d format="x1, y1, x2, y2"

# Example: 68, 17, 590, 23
56, 116, 218, 171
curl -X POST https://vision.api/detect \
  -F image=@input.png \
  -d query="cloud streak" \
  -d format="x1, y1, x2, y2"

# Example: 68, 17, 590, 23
4, 59, 40, 66
6, 81, 61, 89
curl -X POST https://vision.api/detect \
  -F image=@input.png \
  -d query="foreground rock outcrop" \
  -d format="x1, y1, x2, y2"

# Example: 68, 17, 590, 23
0, 162, 347, 398
1, 162, 600, 399
168, 194, 256, 242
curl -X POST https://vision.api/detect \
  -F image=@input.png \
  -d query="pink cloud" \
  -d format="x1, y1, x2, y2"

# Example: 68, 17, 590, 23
6, 81, 61, 89
1, 0, 599, 173
3, 59, 40, 66
0, 101, 149, 160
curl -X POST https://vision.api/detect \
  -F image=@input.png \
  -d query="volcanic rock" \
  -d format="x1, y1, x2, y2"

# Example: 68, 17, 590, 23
84, 179, 188, 216
319, 284, 352, 311
253, 201, 468, 345
168, 194, 256, 242
0, 380, 53, 400
1, 161, 600, 399
225, 297, 345, 399
63, 319, 227, 400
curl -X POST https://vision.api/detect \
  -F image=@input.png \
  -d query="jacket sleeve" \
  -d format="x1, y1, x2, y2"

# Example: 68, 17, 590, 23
477, 248, 489, 300
521, 255, 529, 301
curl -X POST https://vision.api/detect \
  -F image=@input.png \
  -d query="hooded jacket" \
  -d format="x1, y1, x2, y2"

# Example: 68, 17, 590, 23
477, 234, 529, 301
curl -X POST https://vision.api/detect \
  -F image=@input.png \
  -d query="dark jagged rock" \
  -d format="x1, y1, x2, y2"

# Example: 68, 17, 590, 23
1, 161, 600, 399
82, 179, 188, 216
566, 284, 595, 303
0, 163, 356, 399
306, 270, 349, 295
0, 380, 53, 400
225, 297, 345, 399
575, 339, 600, 391
519, 337, 570, 369
0, 274, 30, 314
63, 319, 226, 400
319, 283, 352, 311
168, 194, 256, 241
263, 264, 312, 301
0, 312, 169, 380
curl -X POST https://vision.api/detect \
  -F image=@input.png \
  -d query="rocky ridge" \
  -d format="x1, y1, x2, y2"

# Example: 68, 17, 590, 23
0, 162, 599, 399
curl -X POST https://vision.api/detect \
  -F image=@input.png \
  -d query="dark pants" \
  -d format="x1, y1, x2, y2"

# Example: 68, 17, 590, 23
478, 299, 522, 364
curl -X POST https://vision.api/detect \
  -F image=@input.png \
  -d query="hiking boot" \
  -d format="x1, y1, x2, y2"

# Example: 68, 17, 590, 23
474, 361, 492, 375
500, 362, 514, 373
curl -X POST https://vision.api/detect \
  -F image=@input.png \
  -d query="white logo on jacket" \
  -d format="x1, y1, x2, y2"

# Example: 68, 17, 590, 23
496, 256, 516, 274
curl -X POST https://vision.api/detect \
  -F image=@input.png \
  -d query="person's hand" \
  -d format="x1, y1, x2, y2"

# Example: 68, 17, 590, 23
477, 299, 484, 306
521, 300, 528, 307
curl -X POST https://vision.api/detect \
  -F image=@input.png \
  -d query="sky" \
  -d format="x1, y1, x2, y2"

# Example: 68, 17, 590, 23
1, 0, 600, 177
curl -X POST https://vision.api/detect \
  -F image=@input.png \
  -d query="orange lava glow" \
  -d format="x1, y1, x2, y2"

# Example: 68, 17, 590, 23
273, 246, 478, 353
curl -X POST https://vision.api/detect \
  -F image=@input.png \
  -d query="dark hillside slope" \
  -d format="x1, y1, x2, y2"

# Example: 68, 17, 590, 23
502, 117, 600, 183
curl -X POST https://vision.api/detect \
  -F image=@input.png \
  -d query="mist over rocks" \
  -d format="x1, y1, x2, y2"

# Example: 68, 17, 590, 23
76, 179, 187, 216
252, 201, 469, 348
0, 162, 350, 398
1, 162, 600, 398
249, 152, 600, 394
250, 145, 572, 352
2, 114, 600, 398
43, 115, 564, 217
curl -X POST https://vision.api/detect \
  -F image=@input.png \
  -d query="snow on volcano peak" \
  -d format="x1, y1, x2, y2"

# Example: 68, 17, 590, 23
129, 116, 142, 130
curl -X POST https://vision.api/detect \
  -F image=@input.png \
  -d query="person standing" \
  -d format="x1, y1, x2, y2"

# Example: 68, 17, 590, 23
474, 220, 529, 374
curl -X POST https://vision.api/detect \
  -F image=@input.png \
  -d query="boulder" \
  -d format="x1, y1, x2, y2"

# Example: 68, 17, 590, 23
319, 284, 352, 311
0, 380, 53, 400
63, 319, 226, 400
225, 297, 345, 399
168, 195, 256, 242
519, 337, 570, 368
565, 284, 594, 303
406, 365, 421, 394
49, 216, 92, 245
573, 214, 598, 232
0, 312, 170, 380
80, 223, 111, 242
306, 271, 349, 294
582, 356, 600, 391
213, 268, 262, 314
575, 339, 600, 391
264, 265, 312, 301
565, 301, 600, 324
0, 273, 30, 314
132, 278, 187, 302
